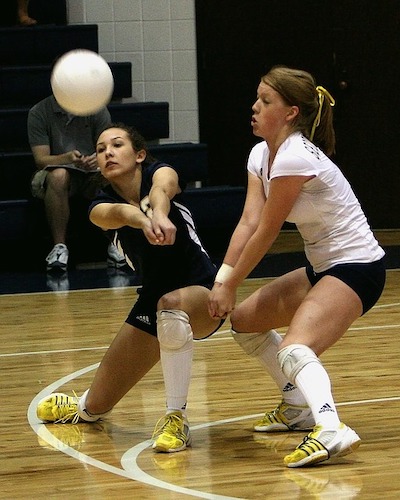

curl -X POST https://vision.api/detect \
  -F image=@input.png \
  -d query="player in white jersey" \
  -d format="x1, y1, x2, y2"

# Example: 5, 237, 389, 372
36, 124, 223, 453
209, 66, 385, 468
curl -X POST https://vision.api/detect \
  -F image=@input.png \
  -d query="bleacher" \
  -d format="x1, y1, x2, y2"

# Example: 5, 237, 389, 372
0, 23, 245, 271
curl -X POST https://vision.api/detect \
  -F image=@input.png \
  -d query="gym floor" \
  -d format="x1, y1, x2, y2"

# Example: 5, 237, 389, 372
0, 244, 399, 295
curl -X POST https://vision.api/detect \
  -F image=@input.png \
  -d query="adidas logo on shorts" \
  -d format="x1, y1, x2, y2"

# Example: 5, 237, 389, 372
137, 315, 151, 325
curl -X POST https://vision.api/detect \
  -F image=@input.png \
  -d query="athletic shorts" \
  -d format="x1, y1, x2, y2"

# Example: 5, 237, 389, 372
31, 168, 104, 200
305, 258, 386, 315
126, 283, 224, 337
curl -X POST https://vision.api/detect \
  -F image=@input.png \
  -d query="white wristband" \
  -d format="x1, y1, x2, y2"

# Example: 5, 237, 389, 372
215, 263, 233, 284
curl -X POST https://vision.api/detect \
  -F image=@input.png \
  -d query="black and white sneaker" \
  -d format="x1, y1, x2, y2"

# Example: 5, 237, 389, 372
107, 243, 127, 268
46, 243, 69, 272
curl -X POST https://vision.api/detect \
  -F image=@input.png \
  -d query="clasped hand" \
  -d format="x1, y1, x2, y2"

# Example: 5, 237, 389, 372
208, 282, 236, 319
142, 211, 177, 246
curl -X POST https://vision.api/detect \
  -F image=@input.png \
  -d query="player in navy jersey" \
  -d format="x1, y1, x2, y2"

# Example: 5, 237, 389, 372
36, 124, 223, 453
209, 66, 385, 467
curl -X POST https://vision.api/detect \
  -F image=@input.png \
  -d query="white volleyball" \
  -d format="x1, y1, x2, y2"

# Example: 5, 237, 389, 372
51, 49, 114, 116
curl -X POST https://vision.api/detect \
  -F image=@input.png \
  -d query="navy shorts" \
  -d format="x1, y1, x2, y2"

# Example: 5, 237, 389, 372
126, 282, 224, 337
305, 258, 386, 315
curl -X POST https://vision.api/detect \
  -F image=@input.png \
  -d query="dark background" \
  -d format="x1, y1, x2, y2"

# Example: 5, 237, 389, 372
195, 0, 400, 228
1, 0, 66, 26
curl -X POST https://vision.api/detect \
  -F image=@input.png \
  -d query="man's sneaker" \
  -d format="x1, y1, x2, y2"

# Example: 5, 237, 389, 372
254, 401, 315, 432
37, 393, 80, 424
152, 411, 192, 453
107, 243, 127, 268
46, 244, 69, 272
283, 422, 361, 468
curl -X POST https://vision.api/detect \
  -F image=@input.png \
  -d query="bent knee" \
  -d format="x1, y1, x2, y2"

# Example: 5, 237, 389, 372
157, 291, 181, 311
277, 344, 320, 383
47, 169, 70, 188
157, 309, 192, 351
230, 308, 247, 332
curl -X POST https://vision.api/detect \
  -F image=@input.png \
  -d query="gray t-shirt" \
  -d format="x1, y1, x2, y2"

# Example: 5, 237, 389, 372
27, 95, 111, 155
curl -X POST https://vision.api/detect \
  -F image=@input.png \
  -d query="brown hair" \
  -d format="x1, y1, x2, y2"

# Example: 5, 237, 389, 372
98, 123, 155, 164
262, 66, 336, 156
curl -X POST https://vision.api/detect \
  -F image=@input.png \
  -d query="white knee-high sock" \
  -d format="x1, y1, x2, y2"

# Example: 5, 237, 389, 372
157, 310, 193, 414
294, 361, 341, 429
255, 330, 307, 406
233, 329, 307, 406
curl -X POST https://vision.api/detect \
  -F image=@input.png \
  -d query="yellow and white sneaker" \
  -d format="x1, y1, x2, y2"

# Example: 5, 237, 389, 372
37, 393, 80, 424
284, 422, 361, 468
254, 401, 315, 432
152, 411, 191, 453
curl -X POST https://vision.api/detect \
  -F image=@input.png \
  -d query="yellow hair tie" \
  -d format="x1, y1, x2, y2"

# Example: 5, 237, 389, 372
309, 86, 335, 141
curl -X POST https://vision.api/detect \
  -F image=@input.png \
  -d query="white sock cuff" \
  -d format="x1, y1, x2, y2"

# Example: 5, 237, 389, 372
77, 389, 112, 422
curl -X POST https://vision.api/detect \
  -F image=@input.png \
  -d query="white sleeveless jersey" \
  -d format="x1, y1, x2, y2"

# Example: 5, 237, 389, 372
247, 133, 384, 272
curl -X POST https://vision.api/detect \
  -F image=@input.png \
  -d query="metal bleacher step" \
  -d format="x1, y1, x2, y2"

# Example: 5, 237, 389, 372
0, 24, 99, 66
0, 62, 133, 107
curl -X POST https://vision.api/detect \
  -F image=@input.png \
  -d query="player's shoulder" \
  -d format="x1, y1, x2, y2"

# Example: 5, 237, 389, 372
247, 141, 268, 176
144, 160, 175, 178
249, 140, 268, 157
284, 133, 325, 160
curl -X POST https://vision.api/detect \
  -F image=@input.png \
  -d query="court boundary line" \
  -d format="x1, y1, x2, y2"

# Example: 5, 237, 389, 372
27, 363, 400, 499
5, 314, 400, 358
2, 267, 399, 298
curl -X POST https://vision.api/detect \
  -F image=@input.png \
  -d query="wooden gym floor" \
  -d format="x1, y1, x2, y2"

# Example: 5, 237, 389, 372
1, 231, 399, 499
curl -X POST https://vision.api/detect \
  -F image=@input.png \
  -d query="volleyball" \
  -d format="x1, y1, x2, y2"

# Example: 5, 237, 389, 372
51, 49, 114, 116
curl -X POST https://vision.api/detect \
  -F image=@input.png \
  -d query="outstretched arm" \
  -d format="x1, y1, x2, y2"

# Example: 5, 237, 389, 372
209, 175, 311, 318
147, 166, 181, 245
218, 172, 266, 270
89, 203, 160, 245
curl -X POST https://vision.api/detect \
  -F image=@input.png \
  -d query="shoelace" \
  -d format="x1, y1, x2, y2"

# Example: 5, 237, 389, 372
261, 402, 285, 423
54, 392, 80, 424
152, 413, 184, 439
295, 434, 328, 456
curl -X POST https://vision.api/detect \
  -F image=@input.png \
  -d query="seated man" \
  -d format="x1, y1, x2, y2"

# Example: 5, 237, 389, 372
28, 94, 126, 272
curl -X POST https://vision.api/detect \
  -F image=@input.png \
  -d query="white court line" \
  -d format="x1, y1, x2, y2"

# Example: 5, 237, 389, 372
373, 302, 400, 309
27, 363, 400, 499
6, 309, 400, 359
0, 332, 231, 359
5, 318, 400, 359
2, 266, 400, 299
0, 346, 108, 358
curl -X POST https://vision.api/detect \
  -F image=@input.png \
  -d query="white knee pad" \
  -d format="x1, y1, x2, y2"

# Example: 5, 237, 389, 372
77, 389, 112, 422
277, 344, 320, 383
232, 329, 281, 357
157, 309, 193, 352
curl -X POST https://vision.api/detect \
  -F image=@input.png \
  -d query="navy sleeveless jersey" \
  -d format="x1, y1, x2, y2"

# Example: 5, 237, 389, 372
89, 161, 216, 295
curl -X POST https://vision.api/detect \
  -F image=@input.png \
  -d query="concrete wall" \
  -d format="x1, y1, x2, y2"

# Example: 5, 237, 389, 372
67, 0, 199, 144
